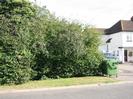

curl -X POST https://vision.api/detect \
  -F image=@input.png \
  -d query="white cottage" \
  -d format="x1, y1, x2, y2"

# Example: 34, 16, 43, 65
99, 16, 133, 63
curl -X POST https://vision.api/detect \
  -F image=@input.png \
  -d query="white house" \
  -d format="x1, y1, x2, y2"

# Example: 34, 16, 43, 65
99, 16, 133, 63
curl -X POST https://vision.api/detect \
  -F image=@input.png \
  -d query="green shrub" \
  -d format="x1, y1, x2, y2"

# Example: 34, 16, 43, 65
0, 54, 33, 85
31, 20, 103, 79
0, 0, 36, 85
0, 0, 104, 84
99, 59, 108, 75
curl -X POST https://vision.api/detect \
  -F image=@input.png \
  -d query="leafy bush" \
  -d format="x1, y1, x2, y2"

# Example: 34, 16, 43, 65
0, 0, 36, 85
99, 60, 108, 75
0, 64, 32, 85
0, 52, 33, 84
31, 19, 103, 79
0, 0, 104, 85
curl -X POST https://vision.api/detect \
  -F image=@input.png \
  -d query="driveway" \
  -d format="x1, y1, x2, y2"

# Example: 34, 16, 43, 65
117, 63, 133, 81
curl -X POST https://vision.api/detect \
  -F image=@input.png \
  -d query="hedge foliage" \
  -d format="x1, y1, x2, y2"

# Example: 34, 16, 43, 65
0, 0, 103, 85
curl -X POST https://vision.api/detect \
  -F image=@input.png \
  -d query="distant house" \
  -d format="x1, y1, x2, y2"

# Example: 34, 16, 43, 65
99, 16, 133, 63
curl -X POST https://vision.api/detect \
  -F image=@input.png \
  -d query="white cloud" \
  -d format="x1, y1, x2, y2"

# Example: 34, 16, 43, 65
31, 0, 133, 28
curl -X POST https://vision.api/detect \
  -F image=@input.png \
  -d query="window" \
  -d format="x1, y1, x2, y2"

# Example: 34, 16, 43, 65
113, 51, 115, 56
129, 52, 133, 57
117, 50, 119, 56
127, 33, 132, 42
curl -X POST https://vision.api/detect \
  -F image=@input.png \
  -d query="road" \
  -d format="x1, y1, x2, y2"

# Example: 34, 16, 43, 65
0, 82, 133, 99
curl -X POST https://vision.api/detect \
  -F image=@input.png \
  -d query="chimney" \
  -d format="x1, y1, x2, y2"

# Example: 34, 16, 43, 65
131, 16, 133, 21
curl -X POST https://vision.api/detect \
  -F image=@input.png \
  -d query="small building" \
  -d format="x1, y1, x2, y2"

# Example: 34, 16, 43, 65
99, 16, 133, 63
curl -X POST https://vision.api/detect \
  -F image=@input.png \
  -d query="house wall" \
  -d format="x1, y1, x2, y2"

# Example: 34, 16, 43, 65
99, 35, 108, 53
100, 32, 124, 62
107, 32, 124, 62
122, 32, 133, 47
107, 32, 122, 52
100, 31, 133, 63
122, 32, 133, 62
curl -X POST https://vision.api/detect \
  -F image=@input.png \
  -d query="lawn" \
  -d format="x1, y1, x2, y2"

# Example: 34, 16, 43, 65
0, 77, 117, 90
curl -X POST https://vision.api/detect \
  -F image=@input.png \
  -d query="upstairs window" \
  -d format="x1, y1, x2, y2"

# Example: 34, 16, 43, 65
127, 33, 132, 42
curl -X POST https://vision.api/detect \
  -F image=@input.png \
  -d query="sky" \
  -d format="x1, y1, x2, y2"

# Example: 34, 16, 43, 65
30, 0, 133, 28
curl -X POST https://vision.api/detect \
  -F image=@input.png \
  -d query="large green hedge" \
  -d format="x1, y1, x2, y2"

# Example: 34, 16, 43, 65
30, 17, 103, 80
0, 0, 103, 85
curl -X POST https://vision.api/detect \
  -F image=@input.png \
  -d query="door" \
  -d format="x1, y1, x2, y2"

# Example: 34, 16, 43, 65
124, 50, 128, 62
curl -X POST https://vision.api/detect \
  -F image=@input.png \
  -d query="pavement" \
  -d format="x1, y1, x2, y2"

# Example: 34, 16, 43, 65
117, 63, 133, 81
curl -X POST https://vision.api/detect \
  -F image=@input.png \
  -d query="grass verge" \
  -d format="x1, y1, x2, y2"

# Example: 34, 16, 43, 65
0, 77, 117, 90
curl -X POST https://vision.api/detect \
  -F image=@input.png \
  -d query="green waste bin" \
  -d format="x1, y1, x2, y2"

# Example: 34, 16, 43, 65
106, 59, 118, 77
101, 59, 118, 77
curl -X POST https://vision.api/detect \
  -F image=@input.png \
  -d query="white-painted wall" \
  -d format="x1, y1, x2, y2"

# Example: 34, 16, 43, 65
100, 32, 123, 62
121, 32, 133, 62
100, 31, 133, 63
122, 32, 133, 47
100, 35, 108, 53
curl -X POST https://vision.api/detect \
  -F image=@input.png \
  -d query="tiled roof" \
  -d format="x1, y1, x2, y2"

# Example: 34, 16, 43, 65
96, 18, 133, 35
121, 20, 133, 32
105, 20, 122, 34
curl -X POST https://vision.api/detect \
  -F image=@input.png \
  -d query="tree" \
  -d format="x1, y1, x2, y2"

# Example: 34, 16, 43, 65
0, 0, 36, 84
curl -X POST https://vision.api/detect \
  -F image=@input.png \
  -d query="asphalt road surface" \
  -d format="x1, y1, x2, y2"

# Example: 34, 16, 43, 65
0, 82, 133, 99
